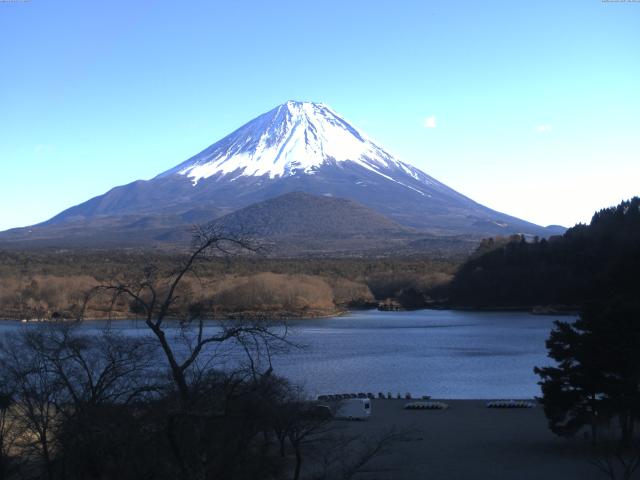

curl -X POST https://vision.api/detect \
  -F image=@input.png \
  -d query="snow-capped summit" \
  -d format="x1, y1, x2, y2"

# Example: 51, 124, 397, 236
158, 101, 435, 195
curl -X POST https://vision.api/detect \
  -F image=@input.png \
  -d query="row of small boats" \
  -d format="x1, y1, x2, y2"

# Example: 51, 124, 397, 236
404, 400, 536, 410
317, 394, 536, 410
317, 392, 432, 401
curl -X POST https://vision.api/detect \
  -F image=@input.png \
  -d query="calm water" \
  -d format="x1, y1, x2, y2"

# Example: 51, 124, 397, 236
278, 310, 563, 399
0, 310, 566, 399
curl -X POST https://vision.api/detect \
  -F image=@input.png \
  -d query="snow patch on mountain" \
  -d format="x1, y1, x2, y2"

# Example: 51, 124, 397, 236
159, 101, 433, 195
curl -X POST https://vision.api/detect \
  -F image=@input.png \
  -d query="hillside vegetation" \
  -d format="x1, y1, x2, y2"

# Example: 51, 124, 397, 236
0, 253, 457, 320
447, 197, 640, 309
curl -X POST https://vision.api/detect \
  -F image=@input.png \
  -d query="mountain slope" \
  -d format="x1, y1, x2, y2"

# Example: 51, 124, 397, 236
209, 191, 421, 255
0, 101, 564, 250
216, 192, 408, 238
210, 191, 484, 257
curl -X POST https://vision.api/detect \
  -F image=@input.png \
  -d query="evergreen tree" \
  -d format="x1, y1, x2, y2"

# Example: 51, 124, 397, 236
535, 300, 640, 446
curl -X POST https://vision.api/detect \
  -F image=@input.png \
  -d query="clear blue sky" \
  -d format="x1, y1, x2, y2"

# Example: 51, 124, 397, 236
1, 0, 638, 231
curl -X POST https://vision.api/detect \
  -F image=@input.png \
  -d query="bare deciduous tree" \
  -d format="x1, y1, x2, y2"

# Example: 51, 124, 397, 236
308, 427, 411, 480
590, 448, 640, 480
0, 390, 21, 480
19, 323, 158, 412
0, 334, 61, 480
84, 225, 290, 408
0, 322, 159, 480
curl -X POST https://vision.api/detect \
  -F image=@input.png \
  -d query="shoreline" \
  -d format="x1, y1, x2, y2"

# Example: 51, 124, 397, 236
0, 309, 351, 323
0, 304, 578, 323
442, 305, 579, 316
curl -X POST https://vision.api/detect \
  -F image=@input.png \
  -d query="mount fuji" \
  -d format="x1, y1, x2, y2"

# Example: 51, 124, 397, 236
1, 101, 564, 251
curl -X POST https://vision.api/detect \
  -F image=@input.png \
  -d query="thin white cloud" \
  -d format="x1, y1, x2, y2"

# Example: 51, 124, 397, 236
423, 115, 437, 129
535, 124, 552, 133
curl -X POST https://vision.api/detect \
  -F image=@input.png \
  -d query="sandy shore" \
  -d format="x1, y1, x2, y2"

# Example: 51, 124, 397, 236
334, 399, 602, 480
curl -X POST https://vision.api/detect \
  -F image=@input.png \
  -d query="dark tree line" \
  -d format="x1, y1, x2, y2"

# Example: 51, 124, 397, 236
447, 197, 640, 308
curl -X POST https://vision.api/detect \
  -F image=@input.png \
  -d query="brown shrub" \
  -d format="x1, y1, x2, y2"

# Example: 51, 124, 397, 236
213, 273, 336, 314
0, 274, 97, 319
326, 277, 374, 307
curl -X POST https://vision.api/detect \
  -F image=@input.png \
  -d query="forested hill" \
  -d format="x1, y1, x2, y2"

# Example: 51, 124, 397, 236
447, 197, 640, 309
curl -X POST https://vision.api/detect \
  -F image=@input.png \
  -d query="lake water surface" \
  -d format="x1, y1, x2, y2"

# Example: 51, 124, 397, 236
0, 309, 566, 399
278, 309, 564, 399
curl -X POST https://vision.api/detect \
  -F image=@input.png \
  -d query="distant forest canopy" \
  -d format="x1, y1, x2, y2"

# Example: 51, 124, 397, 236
447, 197, 640, 309
0, 253, 456, 320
